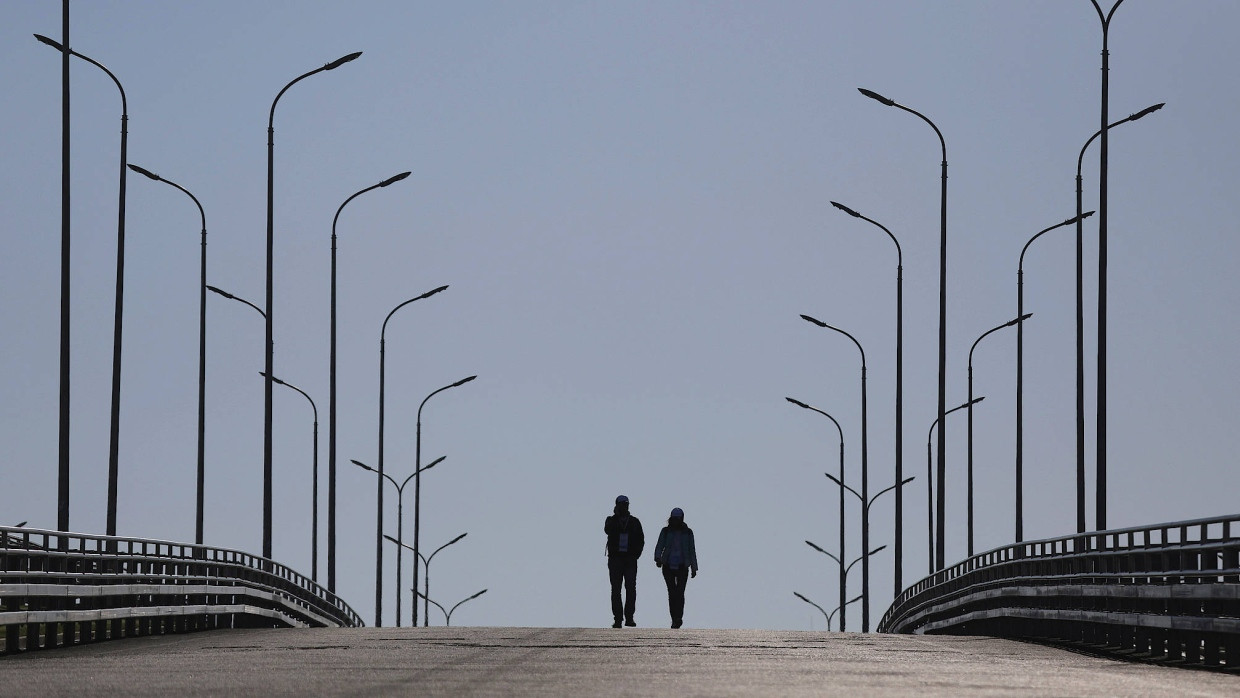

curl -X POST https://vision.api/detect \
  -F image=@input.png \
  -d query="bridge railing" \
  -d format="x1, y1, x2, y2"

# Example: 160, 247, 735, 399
879, 514, 1240, 667
1, 525, 364, 654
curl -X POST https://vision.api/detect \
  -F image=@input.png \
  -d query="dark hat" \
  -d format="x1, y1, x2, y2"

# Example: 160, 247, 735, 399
670, 507, 683, 518
615, 495, 629, 504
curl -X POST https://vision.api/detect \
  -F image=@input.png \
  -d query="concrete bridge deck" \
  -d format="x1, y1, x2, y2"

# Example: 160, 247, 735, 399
4, 627, 1237, 696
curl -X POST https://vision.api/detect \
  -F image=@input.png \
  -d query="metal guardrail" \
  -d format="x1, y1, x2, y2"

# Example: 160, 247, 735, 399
1, 525, 363, 654
879, 514, 1240, 668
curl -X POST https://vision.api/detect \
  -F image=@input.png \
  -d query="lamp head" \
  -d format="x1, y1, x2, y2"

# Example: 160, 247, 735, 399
259, 371, 287, 386
350, 459, 375, 473
800, 314, 828, 328
33, 34, 64, 51
830, 201, 862, 218
325, 51, 362, 70
804, 540, 826, 554
452, 375, 478, 388
858, 88, 896, 107
127, 164, 161, 181
205, 285, 234, 299
785, 397, 810, 410
420, 285, 449, 300
1129, 103, 1165, 121
380, 171, 411, 187
423, 455, 447, 471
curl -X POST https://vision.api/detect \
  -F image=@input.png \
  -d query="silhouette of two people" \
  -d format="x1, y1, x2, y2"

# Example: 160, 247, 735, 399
605, 495, 699, 628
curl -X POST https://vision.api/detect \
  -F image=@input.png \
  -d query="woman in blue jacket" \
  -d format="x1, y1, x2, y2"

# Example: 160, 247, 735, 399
653, 507, 698, 628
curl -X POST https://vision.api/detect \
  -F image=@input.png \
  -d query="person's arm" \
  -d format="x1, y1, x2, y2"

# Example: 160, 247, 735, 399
688, 531, 698, 575
652, 527, 667, 566
632, 518, 646, 557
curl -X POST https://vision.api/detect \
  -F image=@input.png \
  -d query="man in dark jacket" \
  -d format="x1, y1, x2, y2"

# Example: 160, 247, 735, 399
604, 494, 644, 627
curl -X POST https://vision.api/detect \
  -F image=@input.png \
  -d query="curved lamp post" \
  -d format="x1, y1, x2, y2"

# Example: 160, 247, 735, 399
418, 588, 487, 627
793, 592, 862, 632
785, 397, 846, 630
824, 471, 914, 618
1017, 213, 1093, 542
262, 372, 319, 580
858, 86, 948, 572
265, 50, 362, 572
805, 540, 885, 631
388, 531, 467, 627
36, 34, 129, 538
1074, 101, 1163, 532
373, 286, 448, 627
128, 164, 208, 545
414, 376, 477, 626
830, 201, 905, 595
354, 456, 444, 627
926, 397, 983, 572
800, 314, 871, 630
328, 171, 411, 601
966, 315, 1030, 555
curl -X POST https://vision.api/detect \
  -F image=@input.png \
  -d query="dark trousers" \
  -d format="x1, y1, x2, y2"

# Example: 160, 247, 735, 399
662, 565, 689, 624
608, 556, 637, 622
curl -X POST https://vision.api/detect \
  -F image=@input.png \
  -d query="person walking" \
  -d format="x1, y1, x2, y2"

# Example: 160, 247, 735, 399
604, 494, 644, 628
653, 507, 698, 629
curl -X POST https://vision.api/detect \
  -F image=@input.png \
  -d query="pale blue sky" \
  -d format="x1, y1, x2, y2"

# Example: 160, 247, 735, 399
2, 1, 1238, 631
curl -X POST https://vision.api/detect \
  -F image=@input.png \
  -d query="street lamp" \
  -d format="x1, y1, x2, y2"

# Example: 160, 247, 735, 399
785, 397, 846, 630
1089, 0, 1131, 532
926, 397, 983, 572
792, 592, 862, 632
858, 87, 948, 573
329, 170, 411, 598
414, 376, 477, 626
800, 314, 871, 631
417, 589, 487, 627
127, 164, 208, 545
262, 373, 319, 580
805, 540, 885, 631
265, 50, 362, 571
36, 33, 129, 538
387, 531, 467, 628
823, 472, 914, 621
829, 201, 905, 596
967, 314, 1030, 556
1074, 101, 1163, 532
354, 455, 445, 627
373, 286, 449, 627
1017, 213, 1093, 542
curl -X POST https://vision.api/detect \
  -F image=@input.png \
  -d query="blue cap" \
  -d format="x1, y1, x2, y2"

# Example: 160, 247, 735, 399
616, 495, 629, 504
671, 507, 683, 518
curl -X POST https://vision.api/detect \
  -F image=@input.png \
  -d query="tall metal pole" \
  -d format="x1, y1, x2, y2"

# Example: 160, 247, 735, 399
1072, 101, 1162, 533
1091, 0, 1125, 533
785, 398, 845, 631
927, 398, 982, 571
858, 88, 948, 572
415, 376, 477, 626
1017, 214, 1092, 541
264, 373, 319, 580
127, 164, 207, 544
967, 316, 1027, 555
375, 286, 448, 627
799, 315, 868, 631
830, 202, 903, 595
56, 3, 71, 536
329, 171, 408, 594
35, 34, 129, 537
265, 51, 361, 564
